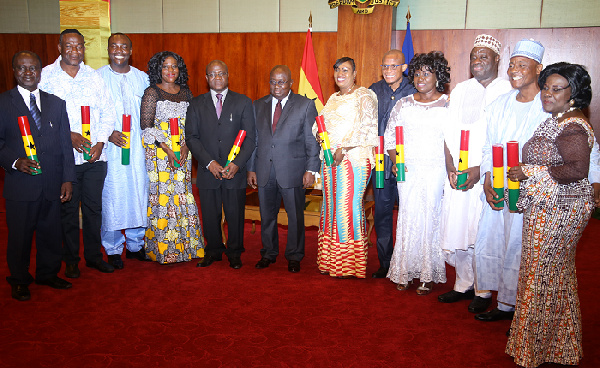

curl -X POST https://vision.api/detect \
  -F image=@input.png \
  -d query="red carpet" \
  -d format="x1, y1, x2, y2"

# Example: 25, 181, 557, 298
0, 179, 598, 367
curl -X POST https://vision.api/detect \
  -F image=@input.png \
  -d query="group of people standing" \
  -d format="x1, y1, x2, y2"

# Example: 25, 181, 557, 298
1, 28, 597, 368
314, 35, 598, 368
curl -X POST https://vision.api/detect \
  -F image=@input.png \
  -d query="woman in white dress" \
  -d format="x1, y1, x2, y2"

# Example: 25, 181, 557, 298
384, 51, 451, 295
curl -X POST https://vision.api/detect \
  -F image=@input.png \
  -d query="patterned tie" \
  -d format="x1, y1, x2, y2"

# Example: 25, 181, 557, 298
30, 93, 42, 130
272, 100, 282, 133
216, 93, 223, 119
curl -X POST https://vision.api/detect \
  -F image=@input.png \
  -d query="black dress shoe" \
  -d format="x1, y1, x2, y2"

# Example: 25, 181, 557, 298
11, 284, 31, 301
475, 307, 514, 322
107, 254, 124, 269
229, 256, 242, 269
372, 267, 389, 278
437, 289, 475, 303
85, 259, 115, 273
468, 296, 493, 313
35, 276, 72, 290
126, 248, 147, 261
65, 263, 80, 278
255, 257, 274, 269
197, 255, 221, 267
288, 260, 300, 273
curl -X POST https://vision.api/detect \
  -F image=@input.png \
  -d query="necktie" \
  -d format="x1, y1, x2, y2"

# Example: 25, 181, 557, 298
272, 100, 282, 133
216, 93, 223, 119
30, 93, 42, 130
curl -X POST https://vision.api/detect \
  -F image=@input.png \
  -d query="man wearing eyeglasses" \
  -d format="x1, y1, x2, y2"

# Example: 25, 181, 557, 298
186, 60, 256, 270
247, 65, 320, 273
368, 50, 416, 279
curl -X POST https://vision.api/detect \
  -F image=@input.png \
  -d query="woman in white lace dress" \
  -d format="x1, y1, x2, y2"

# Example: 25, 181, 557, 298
384, 51, 451, 294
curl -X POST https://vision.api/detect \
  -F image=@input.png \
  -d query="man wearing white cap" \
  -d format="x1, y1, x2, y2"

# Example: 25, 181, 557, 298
473, 39, 600, 322
437, 35, 512, 313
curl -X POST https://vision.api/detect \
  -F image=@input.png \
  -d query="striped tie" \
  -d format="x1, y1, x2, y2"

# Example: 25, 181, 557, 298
30, 93, 42, 130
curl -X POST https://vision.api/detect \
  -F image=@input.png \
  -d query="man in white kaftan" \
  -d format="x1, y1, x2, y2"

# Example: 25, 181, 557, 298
438, 35, 512, 314
474, 39, 600, 322
97, 33, 149, 268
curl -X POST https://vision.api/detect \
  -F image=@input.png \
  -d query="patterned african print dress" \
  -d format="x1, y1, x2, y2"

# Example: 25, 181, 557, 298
506, 116, 595, 368
384, 94, 449, 286
140, 85, 204, 264
314, 87, 378, 278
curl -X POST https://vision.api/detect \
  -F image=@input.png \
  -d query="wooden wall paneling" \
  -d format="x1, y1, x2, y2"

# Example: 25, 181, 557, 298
336, 5, 393, 90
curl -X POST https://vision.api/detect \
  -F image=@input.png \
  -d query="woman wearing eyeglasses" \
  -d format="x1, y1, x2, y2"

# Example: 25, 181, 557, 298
314, 57, 378, 278
505, 62, 596, 368
384, 51, 451, 295
140, 51, 203, 264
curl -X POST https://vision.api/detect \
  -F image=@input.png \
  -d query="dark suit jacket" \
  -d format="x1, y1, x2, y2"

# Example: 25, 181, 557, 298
0, 88, 75, 201
186, 90, 256, 190
248, 92, 320, 188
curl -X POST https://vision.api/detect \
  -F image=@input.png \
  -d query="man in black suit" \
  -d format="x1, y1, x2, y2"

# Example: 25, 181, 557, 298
0, 51, 76, 301
247, 65, 320, 273
186, 60, 256, 269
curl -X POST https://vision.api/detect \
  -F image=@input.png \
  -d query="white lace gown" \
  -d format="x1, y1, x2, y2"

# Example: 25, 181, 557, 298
384, 94, 449, 285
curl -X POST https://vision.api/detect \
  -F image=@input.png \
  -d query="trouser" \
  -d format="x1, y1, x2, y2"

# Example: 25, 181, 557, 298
6, 197, 62, 285
445, 247, 491, 297
258, 165, 305, 262
101, 227, 145, 255
373, 171, 398, 269
62, 161, 107, 265
198, 186, 246, 259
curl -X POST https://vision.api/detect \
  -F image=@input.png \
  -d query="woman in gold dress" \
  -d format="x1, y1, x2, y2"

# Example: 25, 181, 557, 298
140, 51, 203, 264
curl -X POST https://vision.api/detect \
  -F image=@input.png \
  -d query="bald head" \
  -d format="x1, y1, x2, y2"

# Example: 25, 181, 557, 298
270, 65, 292, 80
382, 49, 405, 65
206, 60, 228, 74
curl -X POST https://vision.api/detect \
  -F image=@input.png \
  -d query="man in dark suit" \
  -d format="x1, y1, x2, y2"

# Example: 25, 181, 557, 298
0, 51, 76, 301
186, 60, 256, 269
247, 65, 320, 273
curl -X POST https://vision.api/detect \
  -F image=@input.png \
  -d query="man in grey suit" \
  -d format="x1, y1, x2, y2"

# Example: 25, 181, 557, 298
186, 60, 256, 270
247, 65, 320, 273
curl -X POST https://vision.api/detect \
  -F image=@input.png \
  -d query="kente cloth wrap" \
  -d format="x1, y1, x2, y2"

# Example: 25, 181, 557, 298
315, 87, 378, 278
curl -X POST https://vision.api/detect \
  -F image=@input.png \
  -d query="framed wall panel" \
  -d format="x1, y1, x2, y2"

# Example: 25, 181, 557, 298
395, 0, 466, 30
279, 0, 337, 32
466, 0, 542, 29
110, 0, 163, 33
163, 0, 220, 33
0, 0, 30, 33
541, 0, 600, 27
220, 0, 279, 32
28, 0, 60, 34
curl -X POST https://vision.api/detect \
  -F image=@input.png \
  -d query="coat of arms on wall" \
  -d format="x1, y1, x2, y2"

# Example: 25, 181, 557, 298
328, 0, 400, 15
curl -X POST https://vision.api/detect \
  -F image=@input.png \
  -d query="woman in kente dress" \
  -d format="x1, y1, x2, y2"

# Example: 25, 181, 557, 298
506, 63, 597, 367
140, 51, 203, 264
384, 51, 451, 295
314, 57, 378, 278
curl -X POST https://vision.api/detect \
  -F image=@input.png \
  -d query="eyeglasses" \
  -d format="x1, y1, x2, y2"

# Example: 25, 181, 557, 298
207, 71, 228, 79
381, 64, 402, 70
269, 80, 289, 86
541, 85, 570, 93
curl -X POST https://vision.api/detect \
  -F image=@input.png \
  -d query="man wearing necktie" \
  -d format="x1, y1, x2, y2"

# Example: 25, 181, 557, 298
247, 65, 320, 273
186, 60, 256, 269
0, 51, 76, 300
